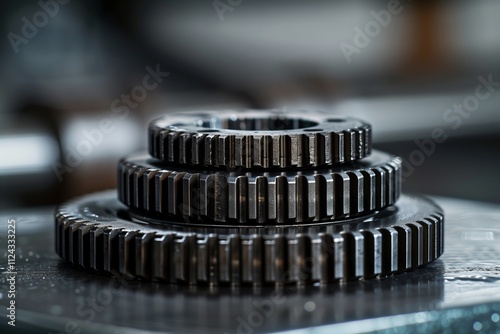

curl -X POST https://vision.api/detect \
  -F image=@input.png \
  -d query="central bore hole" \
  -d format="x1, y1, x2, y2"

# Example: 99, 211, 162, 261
201, 117, 318, 131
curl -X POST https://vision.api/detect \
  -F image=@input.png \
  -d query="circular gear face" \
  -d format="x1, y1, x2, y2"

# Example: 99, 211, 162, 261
148, 110, 372, 169
55, 191, 444, 285
118, 150, 402, 224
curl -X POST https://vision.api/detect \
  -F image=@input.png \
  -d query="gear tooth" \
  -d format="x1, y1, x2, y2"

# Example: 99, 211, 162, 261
204, 134, 217, 166
247, 176, 257, 221
342, 231, 364, 280
407, 222, 424, 268
262, 135, 272, 168
134, 168, 146, 210
355, 128, 364, 159
229, 235, 242, 285
144, 169, 157, 212
152, 234, 175, 282
333, 131, 345, 163
360, 229, 382, 278
381, 165, 395, 205
314, 132, 326, 166
252, 135, 261, 167
276, 175, 288, 223
271, 135, 280, 167
178, 133, 191, 165
288, 175, 296, 221
295, 174, 307, 223
264, 237, 276, 283
191, 133, 205, 165
183, 173, 199, 219
187, 234, 198, 285
155, 172, 170, 214
393, 225, 412, 271
279, 135, 292, 167
267, 175, 277, 221
235, 175, 249, 223
234, 135, 243, 168
168, 172, 185, 216
199, 174, 211, 220
77, 224, 93, 268
159, 130, 168, 161
372, 167, 386, 208
241, 236, 253, 283
103, 228, 121, 273
347, 171, 364, 215
344, 130, 355, 162
318, 234, 336, 283
173, 235, 189, 283
417, 219, 432, 264
166, 132, 178, 163
273, 235, 287, 285
290, 135, 299, 167
333, 172, 350, 218
218, 237, 230, 283
378, 227, 399, 275
207, 235, 219, 286
364, 125, 372, 156
118, 230, 138, 278
89, 226, 105, 271
297, 235, 313, 284
67, 220, 83, 264
135, 233, 155, 279
216, 135, 227, 167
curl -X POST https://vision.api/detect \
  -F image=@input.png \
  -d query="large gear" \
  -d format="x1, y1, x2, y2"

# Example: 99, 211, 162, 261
118, 150, 401, 224
148, 110, 372, 169
55, 191, 444, 285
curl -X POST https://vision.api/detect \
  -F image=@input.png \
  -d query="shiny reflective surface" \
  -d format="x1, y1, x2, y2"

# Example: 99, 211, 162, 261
1, 197, 500, 333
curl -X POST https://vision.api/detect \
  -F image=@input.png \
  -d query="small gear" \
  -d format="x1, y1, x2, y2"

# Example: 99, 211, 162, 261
148, 110, 372, 169
55, 191, 444, 285
118, 150, 401, 224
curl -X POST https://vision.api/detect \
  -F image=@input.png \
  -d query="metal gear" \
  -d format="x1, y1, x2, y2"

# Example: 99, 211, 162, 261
117, 150, 401, 224
148, 110, 372, 169
55, 191, 444, 285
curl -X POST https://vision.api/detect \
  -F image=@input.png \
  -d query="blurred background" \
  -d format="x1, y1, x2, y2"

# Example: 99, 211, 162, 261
1, 0, 500, 210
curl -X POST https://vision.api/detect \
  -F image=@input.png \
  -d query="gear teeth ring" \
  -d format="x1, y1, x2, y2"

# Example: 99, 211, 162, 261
117, 150, 402, 224
55, 191, 444, 285
148, 110, 372, 169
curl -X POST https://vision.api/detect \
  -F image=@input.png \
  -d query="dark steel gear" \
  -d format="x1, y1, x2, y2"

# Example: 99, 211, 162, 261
148, 110, 372, 169
55, 191, 444, 285
117, 150, 401, 224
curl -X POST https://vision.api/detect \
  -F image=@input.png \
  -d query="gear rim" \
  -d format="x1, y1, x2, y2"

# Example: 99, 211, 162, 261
55, 191, 444, 286
118, 150, 402, 224
148, 110, 372, 169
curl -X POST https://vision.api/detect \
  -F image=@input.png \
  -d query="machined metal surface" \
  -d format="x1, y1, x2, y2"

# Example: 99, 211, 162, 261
148, 110, 372, 169
4, 197, 500, 334
117, 150, 402, 224
55, 191, 443, 285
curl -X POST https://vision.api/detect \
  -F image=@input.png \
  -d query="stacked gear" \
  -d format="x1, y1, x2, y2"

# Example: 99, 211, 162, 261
55, 110, 444, 285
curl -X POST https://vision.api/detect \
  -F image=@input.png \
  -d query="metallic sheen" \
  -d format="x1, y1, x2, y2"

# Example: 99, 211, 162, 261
148, 110, 372, 169
117, 150, 401, 224
55, 191, 444, 285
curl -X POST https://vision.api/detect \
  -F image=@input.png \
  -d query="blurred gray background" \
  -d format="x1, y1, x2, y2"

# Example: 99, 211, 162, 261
1, 0, 500, 209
